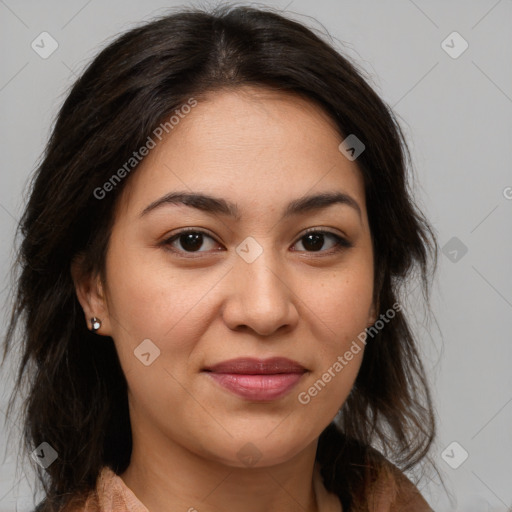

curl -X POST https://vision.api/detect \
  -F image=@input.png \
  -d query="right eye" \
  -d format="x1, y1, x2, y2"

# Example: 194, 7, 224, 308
162, 229, 224, 256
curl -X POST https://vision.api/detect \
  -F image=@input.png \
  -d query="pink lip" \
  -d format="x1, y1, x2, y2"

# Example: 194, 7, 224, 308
203, 357, 307, 401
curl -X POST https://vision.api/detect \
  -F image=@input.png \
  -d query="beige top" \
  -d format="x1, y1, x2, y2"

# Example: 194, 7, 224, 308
68, 461, 432, 511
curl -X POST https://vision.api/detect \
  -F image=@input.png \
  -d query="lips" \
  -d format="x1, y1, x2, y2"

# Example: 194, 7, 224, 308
203, 357, 306, 374
203, 357, 307, 401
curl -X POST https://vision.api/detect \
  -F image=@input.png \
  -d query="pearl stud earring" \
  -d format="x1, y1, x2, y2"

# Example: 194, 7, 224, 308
90, 317, 102, 333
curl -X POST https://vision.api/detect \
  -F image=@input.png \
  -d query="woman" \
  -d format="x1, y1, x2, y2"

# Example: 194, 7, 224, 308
2, 5, 438, 511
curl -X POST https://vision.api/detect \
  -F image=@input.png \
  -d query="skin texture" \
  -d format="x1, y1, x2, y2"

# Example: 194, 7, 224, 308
73, 86, 377, 512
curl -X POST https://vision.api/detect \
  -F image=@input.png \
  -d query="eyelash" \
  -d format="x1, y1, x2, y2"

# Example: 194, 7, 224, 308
161, 227, 352, 258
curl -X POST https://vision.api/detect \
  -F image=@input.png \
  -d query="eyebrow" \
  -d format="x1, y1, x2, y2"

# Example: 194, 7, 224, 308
140, 190, 362, 221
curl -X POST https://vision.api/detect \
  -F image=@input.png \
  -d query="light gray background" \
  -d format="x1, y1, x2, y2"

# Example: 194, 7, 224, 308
1, 0, 511, 510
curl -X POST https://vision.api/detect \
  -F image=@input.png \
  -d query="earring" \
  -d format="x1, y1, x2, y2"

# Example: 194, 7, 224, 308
90, 317, 102, 333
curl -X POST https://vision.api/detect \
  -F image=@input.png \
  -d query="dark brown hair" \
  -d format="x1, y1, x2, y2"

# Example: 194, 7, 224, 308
2, 4, 438, 511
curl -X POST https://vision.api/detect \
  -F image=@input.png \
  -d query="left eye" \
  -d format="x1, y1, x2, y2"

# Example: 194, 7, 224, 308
162, 229, 351, 256
292, 230, 350, 253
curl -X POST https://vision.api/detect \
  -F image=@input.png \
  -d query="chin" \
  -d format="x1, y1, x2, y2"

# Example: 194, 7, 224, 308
200, 434, 314, 469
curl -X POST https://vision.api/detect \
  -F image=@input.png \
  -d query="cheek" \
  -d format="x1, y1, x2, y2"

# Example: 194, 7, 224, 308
296, 274, 371, 414
300, 264, 373, 391
305, 267, 374, 335
106, 233, 191, 322
103, 240, 205, 364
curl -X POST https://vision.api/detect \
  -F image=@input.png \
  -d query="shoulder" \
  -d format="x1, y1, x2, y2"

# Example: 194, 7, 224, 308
34, 471, 107, 512
364, 455, 433, 512
34, 497, 95, 512
53, 494, 99, 512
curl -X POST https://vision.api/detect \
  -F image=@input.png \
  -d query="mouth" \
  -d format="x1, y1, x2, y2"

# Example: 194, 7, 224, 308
202, 357, 307, 401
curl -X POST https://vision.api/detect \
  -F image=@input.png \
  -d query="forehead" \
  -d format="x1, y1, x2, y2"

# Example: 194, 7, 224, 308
115, 86, 367, 220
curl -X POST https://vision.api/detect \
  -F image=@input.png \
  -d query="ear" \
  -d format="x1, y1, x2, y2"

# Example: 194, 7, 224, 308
71, 255, 112, 336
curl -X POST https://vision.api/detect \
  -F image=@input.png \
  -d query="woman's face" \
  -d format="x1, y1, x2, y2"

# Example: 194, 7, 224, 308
83, 87, 376, 467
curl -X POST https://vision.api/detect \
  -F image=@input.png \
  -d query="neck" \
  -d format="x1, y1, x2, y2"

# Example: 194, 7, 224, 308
120, 427, 321, 512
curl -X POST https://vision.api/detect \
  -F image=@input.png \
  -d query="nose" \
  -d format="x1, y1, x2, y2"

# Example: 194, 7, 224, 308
221, 247, 300, 337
